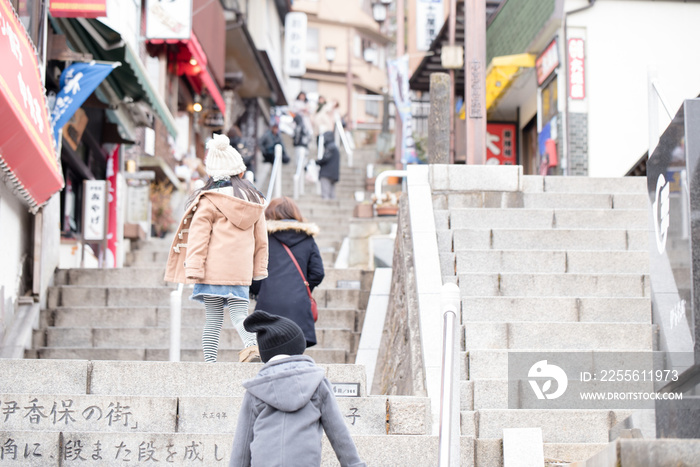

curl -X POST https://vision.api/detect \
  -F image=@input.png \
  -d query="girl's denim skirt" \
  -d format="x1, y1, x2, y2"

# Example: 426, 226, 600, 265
189, 284, 249, 303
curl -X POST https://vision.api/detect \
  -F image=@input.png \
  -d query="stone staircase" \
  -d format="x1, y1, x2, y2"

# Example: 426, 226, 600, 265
432, 171, 654, 464
0, 359, 438, 465
2, 147, 458, 465
30, 148, 376, 365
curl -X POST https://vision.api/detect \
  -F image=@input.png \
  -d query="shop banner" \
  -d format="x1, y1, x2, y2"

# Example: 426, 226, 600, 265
0, 0, 63, 209
416, 0, 444, 52
146, 0, 192, 40
106, 145, 120, 268
51, 61, 118, 148
49, 0, 106, 18
83, 180, 107, 241
284, 12, 307, 77
387, 55, 418, 164
486, 123, 517, 165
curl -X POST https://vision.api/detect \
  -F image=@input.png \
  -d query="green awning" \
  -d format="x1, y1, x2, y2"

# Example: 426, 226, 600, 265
52, 17, 178, 139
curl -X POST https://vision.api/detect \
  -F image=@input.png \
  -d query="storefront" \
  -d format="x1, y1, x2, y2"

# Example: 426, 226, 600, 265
0, 0, 64, 333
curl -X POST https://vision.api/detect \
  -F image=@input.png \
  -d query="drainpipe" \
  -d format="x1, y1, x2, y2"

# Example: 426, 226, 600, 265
563, 0, 596, 175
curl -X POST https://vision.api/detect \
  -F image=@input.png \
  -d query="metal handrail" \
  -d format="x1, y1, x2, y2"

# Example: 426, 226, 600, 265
374, 170, 407, 201
265, 144, 283, 204
438, 282, 461, 467
169, 282, 183, 362
293, 150, 306, 200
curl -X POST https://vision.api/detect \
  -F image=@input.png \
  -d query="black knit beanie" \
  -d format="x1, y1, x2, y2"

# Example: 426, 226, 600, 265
244, 310, 306, 363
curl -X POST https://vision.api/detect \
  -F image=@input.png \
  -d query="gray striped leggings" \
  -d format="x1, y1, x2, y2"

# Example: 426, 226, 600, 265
202, 296, 257, 363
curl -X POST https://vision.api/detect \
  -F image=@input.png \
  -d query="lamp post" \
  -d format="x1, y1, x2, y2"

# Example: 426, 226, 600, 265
325, 46, 336, 70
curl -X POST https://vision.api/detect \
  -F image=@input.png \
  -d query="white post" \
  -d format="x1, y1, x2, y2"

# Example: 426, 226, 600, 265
169, 283, 183, 362
274, 144, 282, 199
438, 282, 461, 467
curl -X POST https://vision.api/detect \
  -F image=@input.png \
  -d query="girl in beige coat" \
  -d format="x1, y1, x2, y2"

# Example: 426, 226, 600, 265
164, 134, 268, 363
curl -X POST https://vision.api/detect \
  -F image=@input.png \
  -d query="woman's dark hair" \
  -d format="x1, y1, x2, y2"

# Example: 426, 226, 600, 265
265, 196, 304, 222
186, 175, 265, 208
296, 91, 307, 102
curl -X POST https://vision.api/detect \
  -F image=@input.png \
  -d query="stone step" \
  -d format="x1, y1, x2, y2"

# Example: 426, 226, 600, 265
0, 393, 430, 436
474, 438, 609, 466
55, 267, 369, 290
452, 250, 649, 274
522, 192, 649, 210
522, 175, 647, 193
458, 272, 649, 297
462, 377, 657, 410
27, 347, 349, 364
48, 286, 367, 309
35, 327, 356, 351
54, 267, 167, 287
461, 409, 634, 443
0, 432, 462, 466
442, 208, 647, 231
463, 349, 662, 380
451, 228, 648, 251
463, 322, 653, 351
0, 360, 367, 397
436, 191, 649, 211
461, 296, 651, 323
44, 306, 358, 330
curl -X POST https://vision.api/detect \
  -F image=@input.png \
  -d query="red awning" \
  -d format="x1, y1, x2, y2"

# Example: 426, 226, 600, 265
149, 33, 226, 114
0, 1, 63, 211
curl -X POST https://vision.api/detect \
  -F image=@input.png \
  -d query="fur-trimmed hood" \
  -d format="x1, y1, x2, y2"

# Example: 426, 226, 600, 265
266, 220, 319, 236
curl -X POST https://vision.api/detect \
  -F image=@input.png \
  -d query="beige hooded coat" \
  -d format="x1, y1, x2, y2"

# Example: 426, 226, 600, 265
163, 191, 268, 285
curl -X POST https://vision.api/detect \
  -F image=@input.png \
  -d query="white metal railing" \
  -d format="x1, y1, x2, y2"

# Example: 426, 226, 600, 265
169, 283, 183, 362
293, 150, 306, 200
438, 282, 461, 467
648, 67, 675, 160
374, 170, 407, 201
335, 115, 354, 167
265, 144, 283, 204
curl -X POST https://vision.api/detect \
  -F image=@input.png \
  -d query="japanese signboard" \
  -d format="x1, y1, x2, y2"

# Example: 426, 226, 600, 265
486, 123, 517, 165
49, 0, 106, 18
0, 0, 63, 209
284, 12, 307, 77
536, 38, 559, 86
568, 38, 586, 100
416, 0, 444, 52
387, 55, 418, 164
83, 180, 107, 241
146, 0, 192, 40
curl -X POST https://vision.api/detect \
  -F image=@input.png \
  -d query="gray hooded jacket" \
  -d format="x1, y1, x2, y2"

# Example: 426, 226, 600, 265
229, 355, 366, 467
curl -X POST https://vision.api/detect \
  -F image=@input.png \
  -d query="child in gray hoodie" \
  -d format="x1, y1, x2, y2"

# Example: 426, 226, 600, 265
229, 310, 366, 467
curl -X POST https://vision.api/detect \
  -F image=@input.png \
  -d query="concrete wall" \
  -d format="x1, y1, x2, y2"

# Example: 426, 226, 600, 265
0, 178, 32, 344
567, 0, 700, 177
372, 196, 427, 397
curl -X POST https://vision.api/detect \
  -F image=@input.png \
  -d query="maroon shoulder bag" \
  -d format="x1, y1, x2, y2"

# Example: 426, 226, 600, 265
281, 243, 318, 322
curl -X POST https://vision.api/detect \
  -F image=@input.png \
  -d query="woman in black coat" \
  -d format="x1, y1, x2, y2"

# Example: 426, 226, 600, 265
250, 197, 325, 347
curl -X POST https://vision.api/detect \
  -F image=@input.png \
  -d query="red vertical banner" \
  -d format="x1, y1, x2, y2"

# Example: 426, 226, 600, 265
106, 145, 120, 268
568, 38, 586, 100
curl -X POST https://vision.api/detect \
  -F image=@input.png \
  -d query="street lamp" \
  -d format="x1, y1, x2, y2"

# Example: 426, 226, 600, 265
325, 46, 336, 69
372, 2, 387, 25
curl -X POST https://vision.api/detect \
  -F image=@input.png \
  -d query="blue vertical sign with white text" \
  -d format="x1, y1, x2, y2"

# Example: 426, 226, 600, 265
50, 61, 119, 148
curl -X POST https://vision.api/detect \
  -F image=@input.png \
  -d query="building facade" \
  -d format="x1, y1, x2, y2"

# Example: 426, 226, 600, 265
410, 0, 700, 177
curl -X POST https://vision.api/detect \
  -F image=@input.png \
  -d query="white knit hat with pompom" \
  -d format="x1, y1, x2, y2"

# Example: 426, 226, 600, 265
205, 133, 246, 180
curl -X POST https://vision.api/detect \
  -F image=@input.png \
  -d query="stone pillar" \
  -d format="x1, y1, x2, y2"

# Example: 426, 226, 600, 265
428, 73, 451, 164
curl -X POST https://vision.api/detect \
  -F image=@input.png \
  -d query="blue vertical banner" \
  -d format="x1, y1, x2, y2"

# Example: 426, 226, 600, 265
387, 55, 418, 164
50, 61, 119, 148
